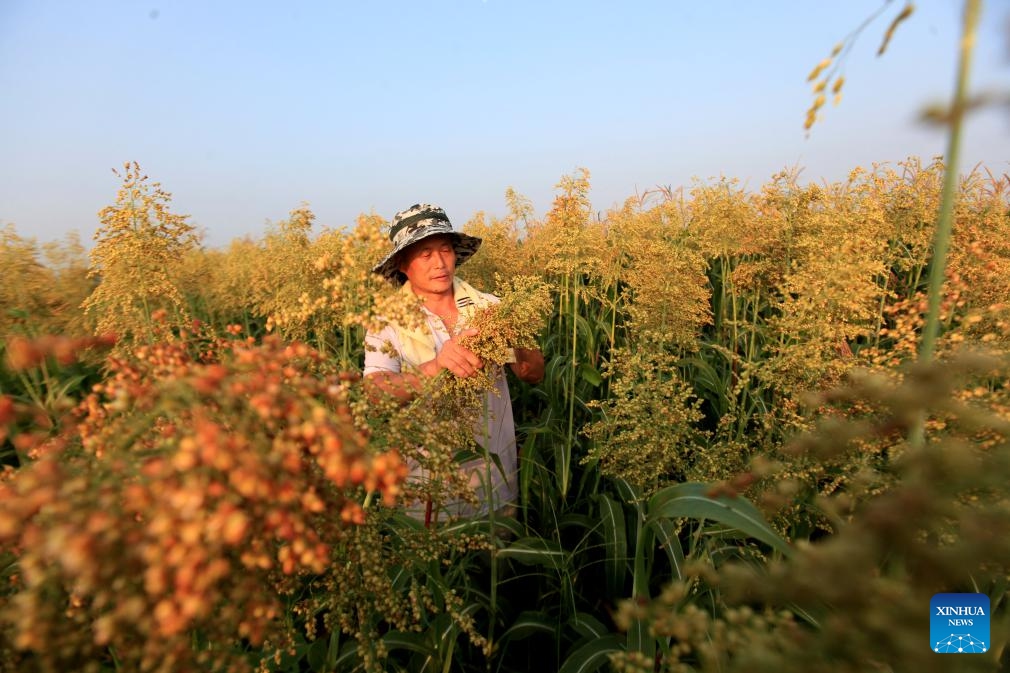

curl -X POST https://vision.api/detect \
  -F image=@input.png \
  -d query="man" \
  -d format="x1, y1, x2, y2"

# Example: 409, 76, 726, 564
363, 203, 544, 520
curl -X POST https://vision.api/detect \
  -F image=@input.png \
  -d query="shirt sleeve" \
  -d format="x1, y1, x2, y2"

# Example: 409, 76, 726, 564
363, 326, 402, 376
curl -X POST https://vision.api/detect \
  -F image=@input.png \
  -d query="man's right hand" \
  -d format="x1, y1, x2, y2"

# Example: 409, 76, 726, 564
423, 328, 484, 378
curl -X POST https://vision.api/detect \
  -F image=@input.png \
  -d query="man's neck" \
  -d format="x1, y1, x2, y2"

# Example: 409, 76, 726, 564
408, 280, 456, 312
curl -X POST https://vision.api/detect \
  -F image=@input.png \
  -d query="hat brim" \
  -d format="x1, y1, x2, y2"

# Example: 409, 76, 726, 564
372, 231, 482, 284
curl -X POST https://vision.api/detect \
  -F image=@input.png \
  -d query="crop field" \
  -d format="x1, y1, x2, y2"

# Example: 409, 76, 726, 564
0, 154, 1008, 672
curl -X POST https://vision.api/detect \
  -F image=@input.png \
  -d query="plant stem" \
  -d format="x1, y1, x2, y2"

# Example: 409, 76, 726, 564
911, 0, 981, 448
480, 393, 499, 653
918, 0, 980, 364
563, 275, 578, 498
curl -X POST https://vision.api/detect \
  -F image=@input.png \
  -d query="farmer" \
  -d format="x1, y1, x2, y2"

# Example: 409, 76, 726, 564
363, 203, 544, 519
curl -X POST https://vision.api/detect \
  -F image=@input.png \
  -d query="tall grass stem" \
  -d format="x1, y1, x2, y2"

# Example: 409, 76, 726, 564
911, 0, 981, 449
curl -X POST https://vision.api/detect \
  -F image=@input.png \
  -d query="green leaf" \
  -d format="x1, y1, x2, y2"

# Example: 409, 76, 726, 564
571, 611, 610, 640
332, 640, 361, 671
627, 517, 657, 658
54, 373, 88, 399
306, 638, 328, 672
382, 630, 436, 657
631, 520, 653, 600
595, 493, 627, 597
558, 634, 624, 673
440, 517, 494, 537
518, 429, 540, 513
679, 348, 733, 417
580, 362, 603, 387
647, 517, 686, 580
500, 611, 558, 642
612, 478, 644, 508
647, 483, 792, 557
498, 537, 567, 568
388, 511, 427, 532
326, 629, 341, 670
490, 514, 525, 540
430, 610, 463, 654
626, 618, 653, 659
452, 448, 482, 463
558, 512, 595, 534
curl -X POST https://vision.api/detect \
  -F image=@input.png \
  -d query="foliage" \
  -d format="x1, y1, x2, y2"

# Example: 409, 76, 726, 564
452, 275, 552, 399
2, 141, 1009, 671
82, 162, 199, 347
583, 349, 707, 493
612, 353, 1010, 673
0, 226, 94, 339
0, 335, 406, 673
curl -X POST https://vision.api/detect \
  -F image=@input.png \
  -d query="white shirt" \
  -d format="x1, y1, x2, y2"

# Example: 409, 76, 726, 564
363, 294, 518, 519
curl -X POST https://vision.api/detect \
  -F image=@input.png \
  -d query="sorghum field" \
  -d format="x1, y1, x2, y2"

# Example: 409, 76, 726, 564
1, 152, 1009, 672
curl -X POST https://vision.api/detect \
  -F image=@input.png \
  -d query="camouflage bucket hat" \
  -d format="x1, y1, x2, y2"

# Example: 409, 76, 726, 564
372, 203, 482, 285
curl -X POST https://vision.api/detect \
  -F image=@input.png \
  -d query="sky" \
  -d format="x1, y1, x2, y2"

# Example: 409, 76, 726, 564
1, 1, 1009, 249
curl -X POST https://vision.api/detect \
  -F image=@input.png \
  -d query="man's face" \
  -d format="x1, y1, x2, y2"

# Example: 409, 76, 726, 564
397, 234, 457, 295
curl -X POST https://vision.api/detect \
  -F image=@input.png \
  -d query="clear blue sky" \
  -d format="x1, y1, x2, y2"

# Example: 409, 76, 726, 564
2, 1, 1008, 248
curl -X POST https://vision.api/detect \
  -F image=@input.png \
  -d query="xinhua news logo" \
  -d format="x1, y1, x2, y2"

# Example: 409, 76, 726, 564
931, 593, 989, 654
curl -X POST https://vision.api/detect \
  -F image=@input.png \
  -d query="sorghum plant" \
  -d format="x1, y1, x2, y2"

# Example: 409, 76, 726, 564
82, 162, 199, 348
0, 334, 406, 673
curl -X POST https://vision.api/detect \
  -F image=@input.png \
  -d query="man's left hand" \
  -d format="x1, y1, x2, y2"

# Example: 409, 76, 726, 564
510, 347, 545, 384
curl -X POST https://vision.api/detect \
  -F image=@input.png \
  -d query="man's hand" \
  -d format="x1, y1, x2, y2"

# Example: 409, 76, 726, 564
510, 347, 545, 384
364, 370, 423, 403
421, 328, 484, 378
